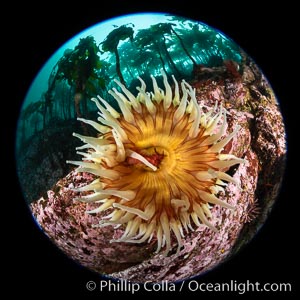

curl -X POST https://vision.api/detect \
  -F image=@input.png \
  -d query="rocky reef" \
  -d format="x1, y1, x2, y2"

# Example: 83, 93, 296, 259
30, 60, 286, 282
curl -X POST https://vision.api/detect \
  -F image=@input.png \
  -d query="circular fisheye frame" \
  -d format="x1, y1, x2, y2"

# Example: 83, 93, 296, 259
16, 13, 286, 282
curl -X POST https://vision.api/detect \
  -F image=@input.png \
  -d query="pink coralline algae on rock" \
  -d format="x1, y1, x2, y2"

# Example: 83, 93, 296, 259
30, 62, 286, 282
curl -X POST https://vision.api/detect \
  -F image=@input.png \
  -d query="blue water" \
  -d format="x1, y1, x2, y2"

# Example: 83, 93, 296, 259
26, 14, 174, 107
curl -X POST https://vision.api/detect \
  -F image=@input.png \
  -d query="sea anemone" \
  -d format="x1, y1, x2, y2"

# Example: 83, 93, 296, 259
67, 70, 245, 255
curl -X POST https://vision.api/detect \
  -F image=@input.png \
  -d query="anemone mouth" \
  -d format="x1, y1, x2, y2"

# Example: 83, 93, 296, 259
67, 70, 245, 255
